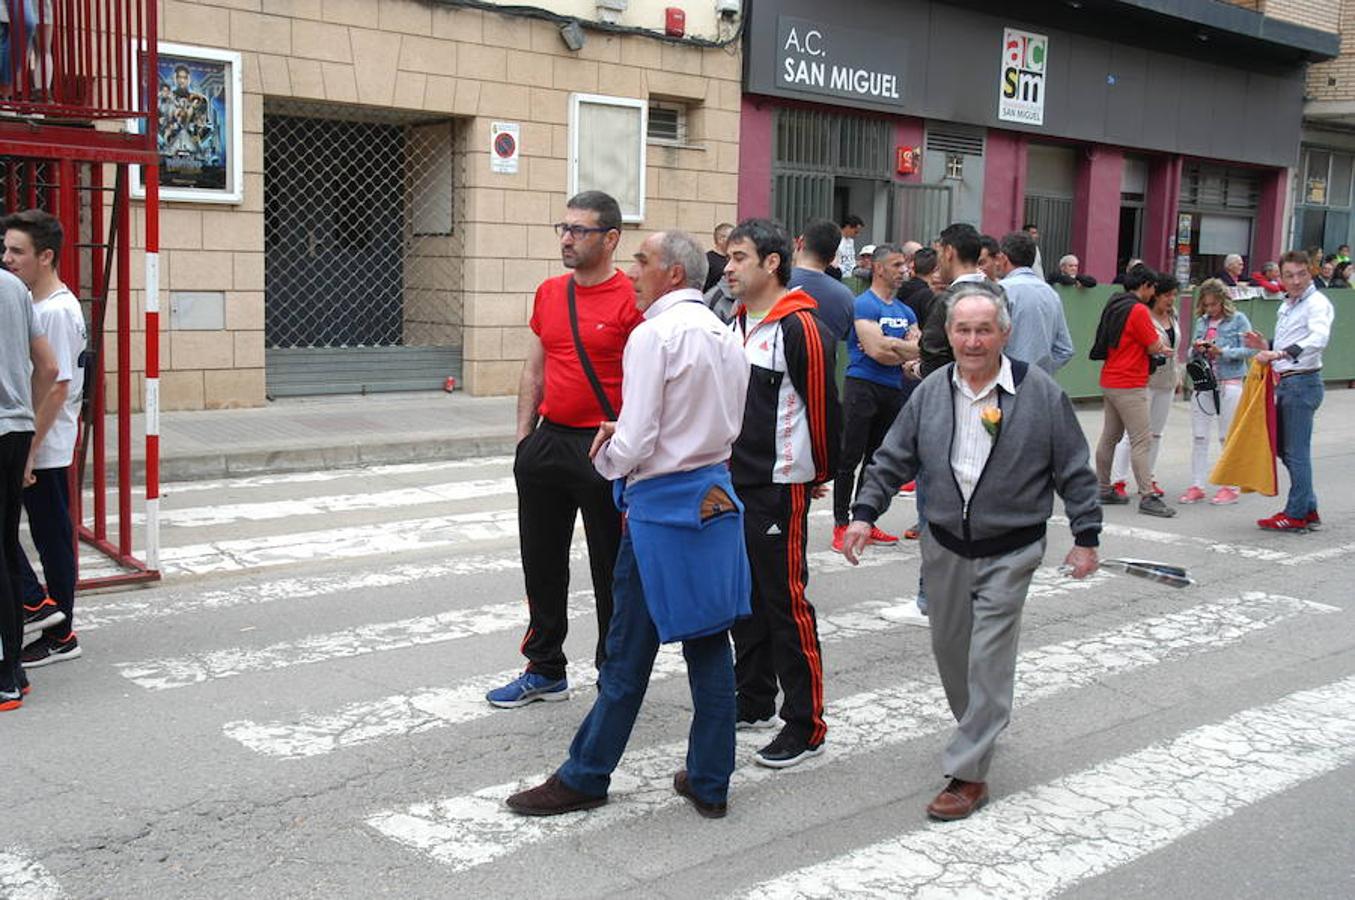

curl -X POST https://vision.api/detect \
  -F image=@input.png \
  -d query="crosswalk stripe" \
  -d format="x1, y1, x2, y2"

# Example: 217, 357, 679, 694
154, 477, 516, 529
78, 547, 563, 633
115, 590, 590, 691
741, 674, 1355, 899
365, 592, 1334, 872
161, 455, 516, 496
121, 549, 918, 692
224, 564, 1108, 759
225, 597, 914, 758
158, 509, 522, 575
1049, 515, 1292, 563
0, 849, 62, 900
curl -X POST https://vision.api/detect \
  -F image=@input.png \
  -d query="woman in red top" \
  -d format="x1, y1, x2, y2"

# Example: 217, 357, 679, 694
1092, 266, 1173, 517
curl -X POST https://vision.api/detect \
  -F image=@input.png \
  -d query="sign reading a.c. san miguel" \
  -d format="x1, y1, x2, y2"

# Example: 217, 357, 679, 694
999, 28, 1048, 125
776, 16, 905, 107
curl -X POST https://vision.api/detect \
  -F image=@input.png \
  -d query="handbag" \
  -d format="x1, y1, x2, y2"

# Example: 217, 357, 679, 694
1186, 353, 1219, 414
567, 277, 618, 421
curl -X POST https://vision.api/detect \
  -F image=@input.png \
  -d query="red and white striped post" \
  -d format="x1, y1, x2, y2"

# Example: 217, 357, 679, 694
143, 16, 161, 572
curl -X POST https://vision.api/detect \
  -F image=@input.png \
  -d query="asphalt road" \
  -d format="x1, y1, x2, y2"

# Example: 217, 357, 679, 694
4, 390, 1354, 899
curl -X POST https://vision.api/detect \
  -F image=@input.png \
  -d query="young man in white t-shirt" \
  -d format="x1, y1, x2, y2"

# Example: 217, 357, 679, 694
3, 209, 86, 667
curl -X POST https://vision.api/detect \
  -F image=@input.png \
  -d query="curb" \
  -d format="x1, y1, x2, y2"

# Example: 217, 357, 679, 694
134, 433, 520, 484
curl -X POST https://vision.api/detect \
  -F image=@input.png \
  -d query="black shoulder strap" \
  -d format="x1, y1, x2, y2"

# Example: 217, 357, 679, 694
566, 277, 618, 421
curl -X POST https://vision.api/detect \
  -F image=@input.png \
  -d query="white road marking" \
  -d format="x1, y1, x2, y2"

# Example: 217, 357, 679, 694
157, 509, 521, 576
1050, 515, 1292, 563
741, 675, 1355, 899
155, 477, 516, 529
78, 547, 566, 632
365, 592, 1334, 872
162, 456, 516, 495
225, 595, 915, 758
0, 849, 62, 899
116, 590, 589, 691
1279, 540, 1355, 567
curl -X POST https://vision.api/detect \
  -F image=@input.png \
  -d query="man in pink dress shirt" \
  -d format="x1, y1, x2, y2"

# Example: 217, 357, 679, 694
506, 230, 751, 819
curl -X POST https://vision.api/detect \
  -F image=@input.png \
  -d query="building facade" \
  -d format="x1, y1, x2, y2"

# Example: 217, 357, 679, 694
130, 0, 743, 409
738, 0, 1337, 285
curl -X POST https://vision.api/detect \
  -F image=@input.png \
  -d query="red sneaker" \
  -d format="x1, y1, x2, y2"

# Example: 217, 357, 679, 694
903, 523, 922, 540
868, 526, 900, 544
899, 481, 916, 496
1111, 480, 1129, 500
831, 524, 847, 552
1149, 481, 1165, 498
1257, 512, 1309, 532
1305, 511, 1323, 530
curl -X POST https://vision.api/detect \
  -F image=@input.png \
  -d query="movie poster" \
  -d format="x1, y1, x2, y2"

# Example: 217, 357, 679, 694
132, 43, 242, 203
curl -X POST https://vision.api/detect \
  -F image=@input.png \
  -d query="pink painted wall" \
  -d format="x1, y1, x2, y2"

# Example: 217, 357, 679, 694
1071, 147, 1124, 282
1253, 167, 1289, 262
738, 97, 774, 220
895, 118, 924, 185
981, 131, 1027, 236
1143, 155, 1182, 272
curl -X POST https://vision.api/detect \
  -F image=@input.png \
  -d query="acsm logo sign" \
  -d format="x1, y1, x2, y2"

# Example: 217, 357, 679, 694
999, 28, 1048, 126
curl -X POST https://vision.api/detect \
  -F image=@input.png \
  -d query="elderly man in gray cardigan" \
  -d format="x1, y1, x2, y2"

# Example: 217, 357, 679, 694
841, 281, 1101, 822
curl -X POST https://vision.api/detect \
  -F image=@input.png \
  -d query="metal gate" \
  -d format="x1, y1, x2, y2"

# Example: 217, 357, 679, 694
1024, 194, 1074, 262
771, 107, 892, 235
263, 102, 462, 396
893, 183, 953, 245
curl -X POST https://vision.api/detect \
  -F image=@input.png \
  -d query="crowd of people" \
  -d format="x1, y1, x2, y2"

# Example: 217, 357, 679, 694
2, 193, 1334, 828
475, 190, 1335, 826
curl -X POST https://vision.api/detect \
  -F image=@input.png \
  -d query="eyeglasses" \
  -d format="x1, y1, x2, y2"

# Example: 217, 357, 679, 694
553, 223, 614, 239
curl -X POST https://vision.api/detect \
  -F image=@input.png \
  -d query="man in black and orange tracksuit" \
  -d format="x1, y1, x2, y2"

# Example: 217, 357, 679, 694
725, 218, 840, 768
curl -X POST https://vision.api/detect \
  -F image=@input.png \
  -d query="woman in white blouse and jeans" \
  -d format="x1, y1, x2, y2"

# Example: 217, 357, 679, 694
1179, 278, 1257, 505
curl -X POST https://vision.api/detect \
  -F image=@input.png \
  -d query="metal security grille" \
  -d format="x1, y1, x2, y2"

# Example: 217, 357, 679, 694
263, 101, 462, 396
1025, 195, 1074, 260
893, 183, 953, 245
772, 108, 891, 235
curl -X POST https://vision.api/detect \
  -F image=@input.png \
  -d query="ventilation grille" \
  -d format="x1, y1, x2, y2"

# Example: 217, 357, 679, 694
926, 126, 984, 157
647, 103, 686, 144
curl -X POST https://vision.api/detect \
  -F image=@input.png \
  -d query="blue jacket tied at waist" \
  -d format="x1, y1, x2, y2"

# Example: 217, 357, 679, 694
617, 464, 752, 643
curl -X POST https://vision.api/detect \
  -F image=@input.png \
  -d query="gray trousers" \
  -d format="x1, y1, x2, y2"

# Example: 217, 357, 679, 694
921, 534, 1045, 782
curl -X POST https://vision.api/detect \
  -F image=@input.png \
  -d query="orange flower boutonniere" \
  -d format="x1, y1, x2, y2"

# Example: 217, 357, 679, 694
980, 406, 1002, 440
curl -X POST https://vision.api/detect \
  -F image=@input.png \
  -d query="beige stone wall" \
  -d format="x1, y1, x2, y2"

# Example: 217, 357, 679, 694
1265, 0, 1341, 33
1303, 1, 1355, 100
120, 0, 741, 407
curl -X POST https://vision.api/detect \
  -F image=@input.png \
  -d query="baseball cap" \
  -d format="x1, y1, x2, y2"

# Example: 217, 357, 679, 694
859, 244, 877, 256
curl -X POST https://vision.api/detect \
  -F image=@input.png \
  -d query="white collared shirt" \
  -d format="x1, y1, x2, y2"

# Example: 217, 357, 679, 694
950, 355, 1015, 503
1273, 284, 1334, 374
594, 288, 749, 483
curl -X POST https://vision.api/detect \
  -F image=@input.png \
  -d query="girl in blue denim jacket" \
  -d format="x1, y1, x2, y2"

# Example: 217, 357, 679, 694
1181, 279, 1257, 505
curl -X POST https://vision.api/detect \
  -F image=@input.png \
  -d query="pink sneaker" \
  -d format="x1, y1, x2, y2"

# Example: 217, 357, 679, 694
1178, 486, 1207, 504
1211, 487, 1240, 505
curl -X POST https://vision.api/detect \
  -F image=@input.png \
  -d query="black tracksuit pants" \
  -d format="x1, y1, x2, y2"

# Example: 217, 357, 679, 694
513, 420, 621, 682
731, 482, 827, 746
834, 376, 906, 525
0, 431, 33, 694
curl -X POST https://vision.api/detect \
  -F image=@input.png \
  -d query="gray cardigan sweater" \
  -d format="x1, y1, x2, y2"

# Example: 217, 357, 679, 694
852, 358, 1102, 558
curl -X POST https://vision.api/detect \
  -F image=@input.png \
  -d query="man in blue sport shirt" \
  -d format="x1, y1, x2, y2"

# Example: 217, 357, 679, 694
831, 243, 919, 552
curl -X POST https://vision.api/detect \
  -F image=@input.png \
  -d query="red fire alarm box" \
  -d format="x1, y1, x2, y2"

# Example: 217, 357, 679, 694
897, 146, 920, 175
665, 7, 686, 37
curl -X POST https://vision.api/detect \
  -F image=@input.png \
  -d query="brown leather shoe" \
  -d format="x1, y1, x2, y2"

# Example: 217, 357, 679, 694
926, 778, 989, 821
505, 774, 607, 816
673, 770, 727, 819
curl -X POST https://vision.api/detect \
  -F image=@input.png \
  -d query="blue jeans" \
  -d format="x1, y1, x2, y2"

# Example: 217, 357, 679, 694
1275, 372, 1323, 519
557, 531, 736, 806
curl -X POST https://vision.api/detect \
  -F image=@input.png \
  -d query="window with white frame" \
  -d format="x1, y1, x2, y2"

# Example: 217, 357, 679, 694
569, 93, 647, 223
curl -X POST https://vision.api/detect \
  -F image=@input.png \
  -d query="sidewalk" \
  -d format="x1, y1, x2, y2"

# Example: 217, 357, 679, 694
126, 392, 519, 483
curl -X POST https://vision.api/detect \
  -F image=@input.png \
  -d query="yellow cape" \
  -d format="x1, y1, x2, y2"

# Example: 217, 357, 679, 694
1209, 359, 1277, 496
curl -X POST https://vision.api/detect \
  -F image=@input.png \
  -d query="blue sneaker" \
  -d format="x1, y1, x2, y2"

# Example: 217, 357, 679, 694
486, 671, 570, 708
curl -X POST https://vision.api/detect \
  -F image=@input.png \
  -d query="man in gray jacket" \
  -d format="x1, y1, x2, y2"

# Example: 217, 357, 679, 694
841, 281, 1101, 821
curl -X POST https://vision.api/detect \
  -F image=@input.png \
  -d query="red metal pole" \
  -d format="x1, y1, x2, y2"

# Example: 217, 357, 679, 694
116, 165, 131, 556
143, 0, 159, 571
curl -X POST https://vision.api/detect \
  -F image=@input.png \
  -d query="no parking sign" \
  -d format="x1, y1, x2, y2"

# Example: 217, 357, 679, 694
490, 122, 520, 174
